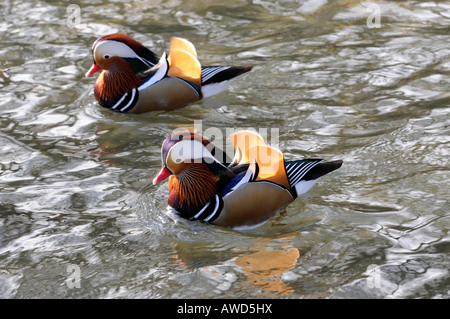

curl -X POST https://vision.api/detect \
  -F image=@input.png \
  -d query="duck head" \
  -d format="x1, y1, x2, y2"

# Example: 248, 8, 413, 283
85, 34, 161, 107
153, 132, 229, 210
153, 131, 227, 183
85, 33, 159, 77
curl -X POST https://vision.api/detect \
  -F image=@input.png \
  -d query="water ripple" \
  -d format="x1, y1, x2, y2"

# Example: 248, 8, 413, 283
0, 0, 449, 299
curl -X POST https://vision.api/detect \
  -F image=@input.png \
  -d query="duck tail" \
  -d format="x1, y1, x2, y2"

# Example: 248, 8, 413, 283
285, 159, 343, 196
201, 65, 253, 98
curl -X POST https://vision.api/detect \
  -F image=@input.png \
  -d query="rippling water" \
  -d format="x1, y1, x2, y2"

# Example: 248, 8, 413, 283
0, 0, 449, 299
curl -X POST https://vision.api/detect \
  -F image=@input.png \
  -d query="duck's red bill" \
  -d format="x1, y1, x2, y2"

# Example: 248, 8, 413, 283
85, 64, 101, 77
153, 167, 172, 185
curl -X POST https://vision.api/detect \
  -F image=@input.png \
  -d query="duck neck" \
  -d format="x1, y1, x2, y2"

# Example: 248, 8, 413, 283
168, 164, 217, 210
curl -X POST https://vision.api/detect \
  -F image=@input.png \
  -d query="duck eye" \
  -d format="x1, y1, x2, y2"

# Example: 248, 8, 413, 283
104, 54, 110, 59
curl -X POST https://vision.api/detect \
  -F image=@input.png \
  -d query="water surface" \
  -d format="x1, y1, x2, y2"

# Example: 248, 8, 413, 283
0, 0, 449, 298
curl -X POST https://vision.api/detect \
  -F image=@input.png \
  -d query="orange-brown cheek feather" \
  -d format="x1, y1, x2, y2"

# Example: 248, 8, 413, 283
168, 165, 217, 209
94, 58, 142, 105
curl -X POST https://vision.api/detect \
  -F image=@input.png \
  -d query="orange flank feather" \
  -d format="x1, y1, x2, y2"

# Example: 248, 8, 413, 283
249, 145, 290, 189
228, 130, 290, 188
229, 130, 266, 165
168, 37, 198, 57
167, 37, 202, 88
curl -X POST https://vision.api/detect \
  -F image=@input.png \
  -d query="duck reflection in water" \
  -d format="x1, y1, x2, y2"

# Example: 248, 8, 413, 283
173, 236, 300, 296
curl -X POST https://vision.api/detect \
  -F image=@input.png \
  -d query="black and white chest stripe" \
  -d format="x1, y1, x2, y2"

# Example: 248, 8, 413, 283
109, 87, 139, 113
107, 53, 170, 113
188, 194, 224, 223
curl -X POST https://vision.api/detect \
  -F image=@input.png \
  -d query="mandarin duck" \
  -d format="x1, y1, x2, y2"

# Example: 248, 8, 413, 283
85, 33, 253, 113
153, 130, 343, 229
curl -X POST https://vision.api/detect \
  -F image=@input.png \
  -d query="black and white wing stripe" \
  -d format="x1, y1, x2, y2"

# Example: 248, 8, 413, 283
285, 159, 323, 197
285, 159, 323, 187
285, 159, 342, 197
285, 159, 343, 197
201, 66, 231, 85
200, 65, 253, 98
